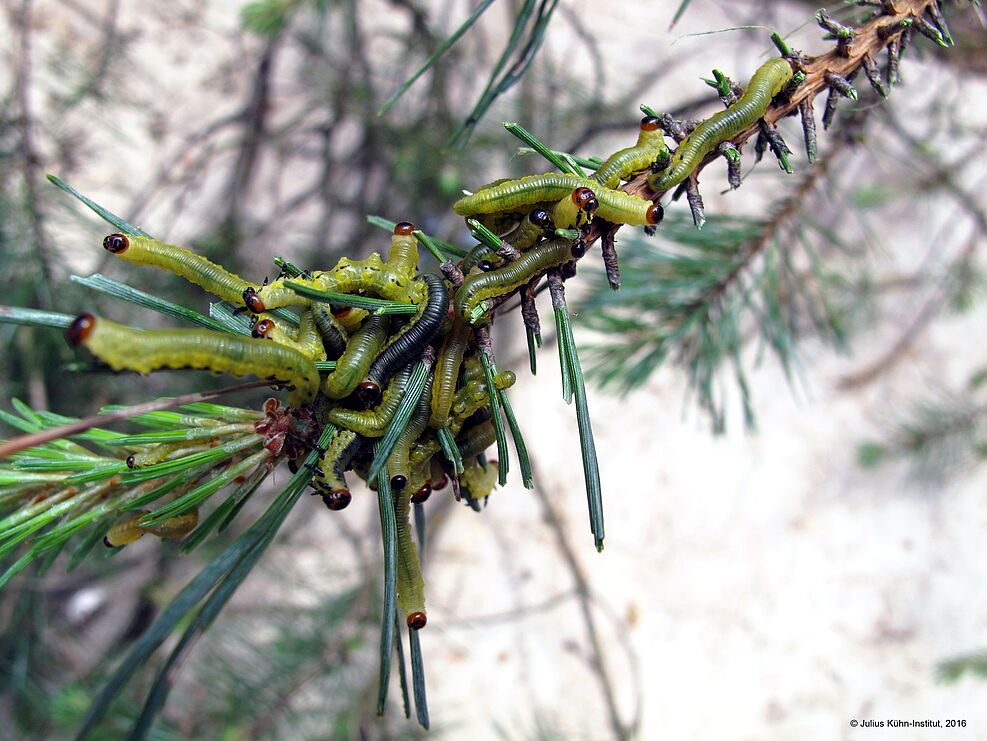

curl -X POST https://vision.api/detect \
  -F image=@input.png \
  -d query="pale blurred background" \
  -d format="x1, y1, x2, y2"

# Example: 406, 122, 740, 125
1, 1, 986, 739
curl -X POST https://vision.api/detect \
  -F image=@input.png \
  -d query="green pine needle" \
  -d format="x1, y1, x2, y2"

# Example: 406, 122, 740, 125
47, 174, 151, 237
378, 0, 497, 115
478, 351, 510, 486
71, 274, 232, 334
285, 282, 418, 315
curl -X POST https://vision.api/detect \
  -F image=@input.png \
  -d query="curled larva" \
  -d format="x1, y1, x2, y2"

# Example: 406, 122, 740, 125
648, 57, 795, 193
66, 314, 321, 406
359, 274, 448, 406
328, 365, 413, 437
311, 429, 362, 510
321, 313, 391, 399
592, 116, 669, 189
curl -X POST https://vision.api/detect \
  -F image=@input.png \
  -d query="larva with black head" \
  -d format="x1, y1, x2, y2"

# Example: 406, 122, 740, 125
505, 207, 555, 250
311, 429, 362, 510
328, 364, 413, 437
454, 238, 577, 325
386, 372, 433, 492
647, 57, 796, 193
102, 233, 258, 305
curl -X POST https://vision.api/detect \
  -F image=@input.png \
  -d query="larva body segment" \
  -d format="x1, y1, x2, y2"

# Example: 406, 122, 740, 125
457, 420, 496, 460
104, 508, 199, 546
386, 374, 432, 491
648, 57, 794, 193
460, 460, 499, 503
505, 207, 554, 250
386, 222, 420, 279
455, 238, 574, 324
328, 365, 412, 437
453, 174, 658, 227
104, 511, 147, 547
394, 478, 426, 628
311, 428, 361, 507
68, 315, 320, 406
364, 274, 448, 394
311, 304, 349, 359
252, 254, 425, 311
102, 234, 258, 305
143, 509, 199, 539
592, 116, 668, 189
322, 313, 391, 399
429, 317, 472, 428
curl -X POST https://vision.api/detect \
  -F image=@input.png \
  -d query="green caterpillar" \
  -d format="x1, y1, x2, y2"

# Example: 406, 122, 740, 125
66, 314, 321, 406
648, 57, 795, 193
592, 116, 669, 188
102, 233, 257, 305
455, 238, 577, 324
452, 173, 662, 227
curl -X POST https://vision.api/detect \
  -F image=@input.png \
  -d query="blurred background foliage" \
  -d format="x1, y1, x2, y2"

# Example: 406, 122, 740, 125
0, 0, 985, 738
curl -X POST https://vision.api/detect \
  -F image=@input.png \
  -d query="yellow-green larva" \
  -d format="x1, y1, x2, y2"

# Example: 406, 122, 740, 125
452, 173, 662, 227
312, 429, 362, 510
249, 253, 425, 312
322, 313, 391, 399
455, 238, 576, 324
386, 222, 420, 279
592, 116, 669, 189
102, 233, 257, 305
648, 57, 795, 193
429, 317, 472, 428
66, 314, 320, 406
328, 365, 413, 437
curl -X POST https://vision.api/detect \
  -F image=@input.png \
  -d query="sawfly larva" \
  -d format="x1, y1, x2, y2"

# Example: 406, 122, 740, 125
66, 314, 321, 406
647, 57, 795, 193
102, 233, 257, 305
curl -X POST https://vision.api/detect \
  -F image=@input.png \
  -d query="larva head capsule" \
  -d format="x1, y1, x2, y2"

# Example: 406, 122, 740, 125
646, 203, 664, 226
411, 483, 432, 504
242, 287, 266, 314
102, 233, 130, 254
572, 187, 599, 215
640, 116, 662, 132
407, 611, 427, 630
478, 260, 496, 272
322, 489, 352, 511
355, 381, 382, 408
390, 474, 408, 491
393, 221, 415, 235
251, 318, 276, 338
66, 313, 97, 346
571, 240, 586, 258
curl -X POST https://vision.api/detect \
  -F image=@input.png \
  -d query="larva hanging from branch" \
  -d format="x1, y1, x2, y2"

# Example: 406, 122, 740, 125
647, 57, 797, 194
